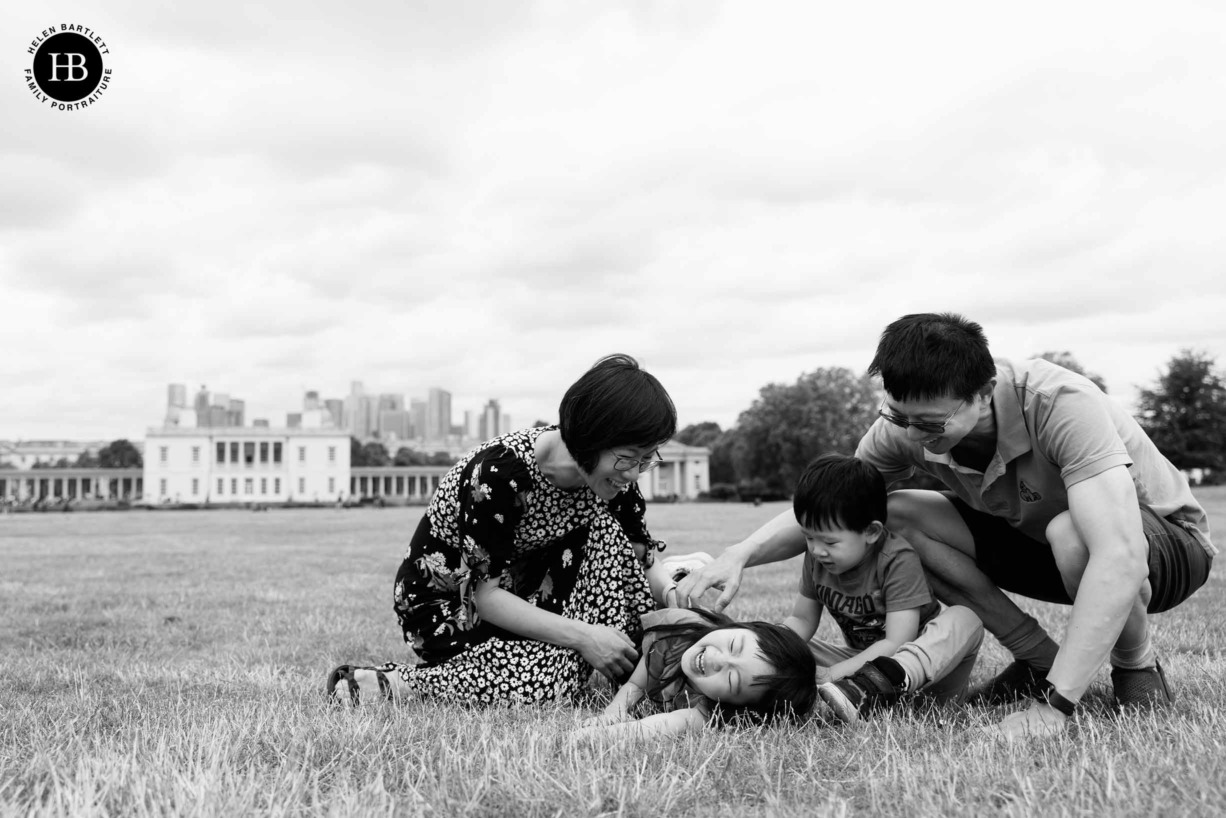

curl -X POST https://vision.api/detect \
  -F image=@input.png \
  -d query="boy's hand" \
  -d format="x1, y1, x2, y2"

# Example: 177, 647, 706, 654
981, 700, 1068, 741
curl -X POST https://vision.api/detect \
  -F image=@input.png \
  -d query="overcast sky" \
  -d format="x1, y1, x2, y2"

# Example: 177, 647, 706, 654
4, 1, 1226, 442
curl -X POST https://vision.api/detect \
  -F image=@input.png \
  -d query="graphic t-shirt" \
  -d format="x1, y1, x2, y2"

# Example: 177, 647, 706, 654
798, 532, 940, 651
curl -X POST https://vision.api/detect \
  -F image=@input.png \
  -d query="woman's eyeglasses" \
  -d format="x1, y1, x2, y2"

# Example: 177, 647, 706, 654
877, 399, 966, 435
613, 452, 665, 473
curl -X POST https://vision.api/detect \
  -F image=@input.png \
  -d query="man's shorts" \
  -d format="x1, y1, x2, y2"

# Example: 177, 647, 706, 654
949, 494, 1213, 613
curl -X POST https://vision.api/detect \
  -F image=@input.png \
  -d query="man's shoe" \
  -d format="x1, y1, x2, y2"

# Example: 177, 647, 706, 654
818, 657, 905, 724
1111, 660, 1173, 708
966, 659, 1049, 706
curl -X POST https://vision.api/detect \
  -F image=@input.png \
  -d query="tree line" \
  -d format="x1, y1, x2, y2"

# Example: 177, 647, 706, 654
677, 350, 1226, 499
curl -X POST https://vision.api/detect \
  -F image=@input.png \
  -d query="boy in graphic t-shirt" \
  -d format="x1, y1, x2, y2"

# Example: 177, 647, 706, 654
781, 454, 984, 722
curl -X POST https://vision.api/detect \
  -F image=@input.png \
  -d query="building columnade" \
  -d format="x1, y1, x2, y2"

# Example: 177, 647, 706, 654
0, 468, 143, 503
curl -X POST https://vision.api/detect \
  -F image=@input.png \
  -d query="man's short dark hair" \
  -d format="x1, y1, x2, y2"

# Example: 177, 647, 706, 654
558, 354, 677, 473
867, 312, 996, 402
792, 453, 886, 533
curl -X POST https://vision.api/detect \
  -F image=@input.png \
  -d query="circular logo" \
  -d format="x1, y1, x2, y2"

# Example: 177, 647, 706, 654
33, 33, 103, 101
24, 25, 113, 110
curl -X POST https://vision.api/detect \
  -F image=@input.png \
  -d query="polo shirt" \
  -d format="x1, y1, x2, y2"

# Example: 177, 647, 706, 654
855, 358, 1216, 557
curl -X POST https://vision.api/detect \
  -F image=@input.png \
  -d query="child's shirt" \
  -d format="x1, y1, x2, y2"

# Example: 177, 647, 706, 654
798, 532, 940, 651
637, 608, 712, 713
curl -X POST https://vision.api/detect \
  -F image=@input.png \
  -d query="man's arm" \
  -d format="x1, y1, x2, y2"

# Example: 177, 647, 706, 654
1047, 465, 1149, 700
674, 509, 807, 611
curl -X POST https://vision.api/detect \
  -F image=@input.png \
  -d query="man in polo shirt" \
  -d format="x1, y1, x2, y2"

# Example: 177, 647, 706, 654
676, 312, 1214, 738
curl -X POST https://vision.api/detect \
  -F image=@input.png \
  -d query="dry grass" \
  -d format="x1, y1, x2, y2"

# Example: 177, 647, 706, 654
2, 490, 1225, 817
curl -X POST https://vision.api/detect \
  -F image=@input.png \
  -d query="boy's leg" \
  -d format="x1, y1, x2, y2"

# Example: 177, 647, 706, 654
887, 491, 1061, 702
893, 605, 984, 701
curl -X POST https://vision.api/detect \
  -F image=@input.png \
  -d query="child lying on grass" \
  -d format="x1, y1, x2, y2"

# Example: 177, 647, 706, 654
573, 607, 817, 741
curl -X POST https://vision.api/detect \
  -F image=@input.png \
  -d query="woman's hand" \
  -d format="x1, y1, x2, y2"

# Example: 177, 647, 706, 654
577, 623, 638, 681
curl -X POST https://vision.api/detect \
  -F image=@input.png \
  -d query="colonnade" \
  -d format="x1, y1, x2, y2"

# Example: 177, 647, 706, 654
0, 468, 143, 502
349, 467, 447, 501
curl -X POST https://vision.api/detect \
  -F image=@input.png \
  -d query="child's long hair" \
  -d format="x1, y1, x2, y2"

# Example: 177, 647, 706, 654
645, 607, 817, 725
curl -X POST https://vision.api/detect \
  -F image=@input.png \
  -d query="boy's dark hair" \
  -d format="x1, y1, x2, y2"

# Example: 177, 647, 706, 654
558, 354, 677, 473
646, 607, 817, 725
793, 453, 886, 533
867, 312, 996, 402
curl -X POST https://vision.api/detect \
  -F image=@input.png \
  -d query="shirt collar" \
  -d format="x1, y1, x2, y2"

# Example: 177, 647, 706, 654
918, 361, 1032, 469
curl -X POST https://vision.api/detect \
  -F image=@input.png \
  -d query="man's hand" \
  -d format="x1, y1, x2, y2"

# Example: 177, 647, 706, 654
673, 549, 747, 612
982, 700, 1069, 741
577, 624, 638, 681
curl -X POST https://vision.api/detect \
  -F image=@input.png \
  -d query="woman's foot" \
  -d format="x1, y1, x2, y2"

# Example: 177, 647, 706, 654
326, 664, 401, 706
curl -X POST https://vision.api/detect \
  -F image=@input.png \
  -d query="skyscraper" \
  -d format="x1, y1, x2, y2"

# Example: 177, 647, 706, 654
427, 388, 452, 442
480, 399, 500, 441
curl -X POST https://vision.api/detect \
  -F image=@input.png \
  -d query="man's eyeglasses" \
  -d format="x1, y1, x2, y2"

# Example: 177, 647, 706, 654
878, 399, 966, 435
613, 451, 665, 473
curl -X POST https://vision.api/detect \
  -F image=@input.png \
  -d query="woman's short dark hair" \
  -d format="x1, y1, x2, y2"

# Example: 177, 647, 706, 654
647, 608, 817, 725
558, 354, 677, 473
867, 313, 996, 402
793, 453, 887, 533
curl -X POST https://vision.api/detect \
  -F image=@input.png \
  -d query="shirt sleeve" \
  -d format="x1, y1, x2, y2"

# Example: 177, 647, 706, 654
609, 482, 666, 553
1034, 383, 1133, 488
455, 446, 534, 583
877, 540, 933, 613
855, 420, 918, 486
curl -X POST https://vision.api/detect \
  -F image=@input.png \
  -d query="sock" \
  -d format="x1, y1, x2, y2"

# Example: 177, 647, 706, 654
997, 615, 1059, 670
1111, 634, 1156, 670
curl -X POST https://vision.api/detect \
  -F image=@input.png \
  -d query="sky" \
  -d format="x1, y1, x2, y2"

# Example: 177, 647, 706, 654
4, 1, 1226, 442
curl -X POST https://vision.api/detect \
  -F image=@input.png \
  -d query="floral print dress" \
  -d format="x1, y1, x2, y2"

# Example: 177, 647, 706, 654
388, 425, 662, 705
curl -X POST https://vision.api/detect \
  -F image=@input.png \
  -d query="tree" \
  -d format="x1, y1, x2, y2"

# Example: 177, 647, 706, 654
1136, 350, 1226, 476
350, 437, 366, 466
1035, 351, 1108, 393
675, 421, 723, 449
394, 446, 430, 466
428, 451, 458, 466
97, 439, 142, 468
360, 441, 391, 467
730, 367, 881, 494
74, 450, 100, 468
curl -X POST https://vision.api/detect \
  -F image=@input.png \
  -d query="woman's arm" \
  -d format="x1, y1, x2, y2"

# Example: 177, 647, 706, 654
473, 579, 638, 681
826, 607, 920, 681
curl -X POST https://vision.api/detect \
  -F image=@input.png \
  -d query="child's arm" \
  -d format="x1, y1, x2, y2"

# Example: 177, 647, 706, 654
580, 657, 650, 726
781, 594, 822, 642
573, 707, 708, 743
827, 607, 921, 681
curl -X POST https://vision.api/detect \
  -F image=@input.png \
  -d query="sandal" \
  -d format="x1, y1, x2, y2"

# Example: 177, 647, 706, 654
325, 664, 393, 706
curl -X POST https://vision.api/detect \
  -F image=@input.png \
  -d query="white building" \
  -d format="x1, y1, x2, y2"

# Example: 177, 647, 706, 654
0, 439, 112, 468
143, 427, 351, 505
637, 440, 711, 501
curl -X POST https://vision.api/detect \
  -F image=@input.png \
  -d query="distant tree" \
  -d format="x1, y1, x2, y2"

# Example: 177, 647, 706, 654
360, 441, 391, 467
675, 421, 723, 449
97, 439, 142, 468
428, 451, 458, 466
533, 419, 551, 428
1035, 351, 1108, 393
74, 450, 100, 468
1136, 350, 1226, 476
708, 429, 738, 485
393, 446, 430, 466
731, 367, 881, 494
350, 437, 366, 466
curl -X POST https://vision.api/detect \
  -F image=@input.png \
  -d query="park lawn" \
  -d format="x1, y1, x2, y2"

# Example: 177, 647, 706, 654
2, 490, 1225, 817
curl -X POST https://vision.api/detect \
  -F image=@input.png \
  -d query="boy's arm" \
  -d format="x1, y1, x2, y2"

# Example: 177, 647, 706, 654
827, 608, 921, 681
782, 594, 822, 642
573, 707, 708, 743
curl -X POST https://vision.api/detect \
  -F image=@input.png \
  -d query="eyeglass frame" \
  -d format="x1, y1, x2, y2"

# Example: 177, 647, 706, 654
612, 450, 665, 473
877, 398, 967, 435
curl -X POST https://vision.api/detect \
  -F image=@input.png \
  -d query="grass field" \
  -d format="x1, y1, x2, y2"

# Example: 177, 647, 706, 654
3, 490, 1226, 817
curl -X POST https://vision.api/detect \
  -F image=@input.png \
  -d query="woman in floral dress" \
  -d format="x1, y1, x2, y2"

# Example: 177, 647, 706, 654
328, 354, 679, 705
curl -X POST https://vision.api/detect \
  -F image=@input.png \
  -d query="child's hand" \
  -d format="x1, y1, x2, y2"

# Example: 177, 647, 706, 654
579, 710, 627, 728
814, 665, 832, 686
